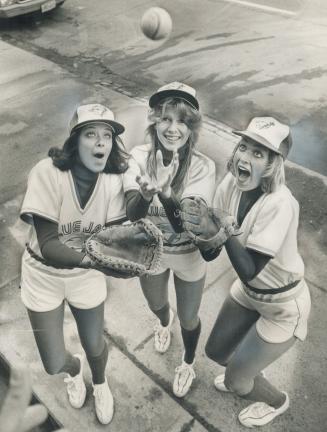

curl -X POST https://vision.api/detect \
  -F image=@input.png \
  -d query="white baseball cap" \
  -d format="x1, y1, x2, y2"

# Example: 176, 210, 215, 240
149, 81, 199, 110
69, 103, 125, 135
234, 117, 291, 159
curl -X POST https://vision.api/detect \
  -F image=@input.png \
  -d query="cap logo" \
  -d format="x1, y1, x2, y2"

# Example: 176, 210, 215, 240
254, 119, 275, 130
85, 104, 108, 117
69, 103, 124, 135
235, 116, 291, 158
149, 81, 199, 110
74, 103, 115, 124
169, 82, 187, 90
157, 81, 196, 97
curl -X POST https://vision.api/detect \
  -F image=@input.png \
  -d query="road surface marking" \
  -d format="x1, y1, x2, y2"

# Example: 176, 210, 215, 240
219, 0, 296, 17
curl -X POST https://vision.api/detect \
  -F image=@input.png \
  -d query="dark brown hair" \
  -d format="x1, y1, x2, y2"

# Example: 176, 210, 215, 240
48, 128, 129, 174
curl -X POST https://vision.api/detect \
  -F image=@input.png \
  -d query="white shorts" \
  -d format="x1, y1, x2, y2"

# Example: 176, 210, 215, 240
153, 249, 206, 282
21, 257, 107, 312
230, 278, 311, 343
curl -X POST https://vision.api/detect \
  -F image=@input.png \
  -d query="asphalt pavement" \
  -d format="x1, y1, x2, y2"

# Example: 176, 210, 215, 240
1, 0, 327, 175
0, 38, 326, 432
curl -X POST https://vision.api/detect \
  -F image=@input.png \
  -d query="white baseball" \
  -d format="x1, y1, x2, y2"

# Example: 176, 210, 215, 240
141, 7, 172, 40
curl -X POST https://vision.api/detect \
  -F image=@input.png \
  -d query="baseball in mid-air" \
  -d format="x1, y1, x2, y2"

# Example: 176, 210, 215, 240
141, 7, 172, 41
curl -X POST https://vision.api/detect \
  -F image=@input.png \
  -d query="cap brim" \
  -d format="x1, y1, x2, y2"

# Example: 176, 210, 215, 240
149, 89, 199, 110
233, 130, 283, 156
71, 119, 125, 135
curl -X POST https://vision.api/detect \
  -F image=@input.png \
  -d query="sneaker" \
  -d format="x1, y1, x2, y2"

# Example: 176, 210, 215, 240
214, 373, 230, 392
63, 353, 86, 409
93, 377, 114, 425
214, 370, 266, 393
238, 391, 289, 428
173, 359, 196, 398
154, 309, 174, 353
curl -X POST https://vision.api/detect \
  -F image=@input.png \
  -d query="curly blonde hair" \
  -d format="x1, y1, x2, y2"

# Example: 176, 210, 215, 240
145, 97, 202, 194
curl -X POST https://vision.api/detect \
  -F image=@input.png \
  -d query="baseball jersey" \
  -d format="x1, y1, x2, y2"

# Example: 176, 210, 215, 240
213, 173, 304, 289
123, 144, 216, 254
21, 157, 126, 276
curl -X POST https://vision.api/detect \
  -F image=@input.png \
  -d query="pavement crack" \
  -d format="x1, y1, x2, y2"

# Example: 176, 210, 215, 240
134, 332, 153, 352
104, 329, 222, 432
0, 34, 143, 100
0, 274, 20, 290
179, 418, 196, 432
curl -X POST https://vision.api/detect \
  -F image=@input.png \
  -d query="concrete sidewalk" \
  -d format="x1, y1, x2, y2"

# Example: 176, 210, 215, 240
0, 39, 326, 432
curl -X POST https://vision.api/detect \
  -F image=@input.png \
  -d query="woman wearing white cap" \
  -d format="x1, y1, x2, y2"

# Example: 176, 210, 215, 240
182, 116, 311, 427
123, 82, 216, 397
20, 103, 129, 425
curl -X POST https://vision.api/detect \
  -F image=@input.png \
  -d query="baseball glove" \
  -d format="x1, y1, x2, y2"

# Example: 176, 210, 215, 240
180, 198, 239, 249
85, 219, 163, 277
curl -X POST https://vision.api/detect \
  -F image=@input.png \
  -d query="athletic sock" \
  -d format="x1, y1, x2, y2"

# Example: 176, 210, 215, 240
153, 303, 170, 327
181, 319, 201, 364
242, 374, 287, 408
87, 341, 109, 385
59, 351, 80, 377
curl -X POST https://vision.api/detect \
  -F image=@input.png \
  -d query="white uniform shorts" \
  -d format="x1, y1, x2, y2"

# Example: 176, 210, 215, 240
21, 257, 107, 312
153, 249, 206, 282
230, 278, 311, 343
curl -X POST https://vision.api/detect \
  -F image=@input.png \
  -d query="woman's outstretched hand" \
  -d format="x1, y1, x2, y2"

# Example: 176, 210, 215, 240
136, 150, 179, 201
136, 174, 161, 202
0, 364, 69, 432
155, 150, 179, 198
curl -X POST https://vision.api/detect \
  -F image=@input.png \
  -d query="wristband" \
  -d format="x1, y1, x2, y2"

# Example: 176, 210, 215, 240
193, 222, 239, 250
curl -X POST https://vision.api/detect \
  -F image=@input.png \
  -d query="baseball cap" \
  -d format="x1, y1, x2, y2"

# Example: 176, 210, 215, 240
234, 117, 291, 159
149, 81, 199, 110
69, 103, 125, 135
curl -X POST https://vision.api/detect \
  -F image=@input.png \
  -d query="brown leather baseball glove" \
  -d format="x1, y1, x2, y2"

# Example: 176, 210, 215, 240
85, 219, 163, 278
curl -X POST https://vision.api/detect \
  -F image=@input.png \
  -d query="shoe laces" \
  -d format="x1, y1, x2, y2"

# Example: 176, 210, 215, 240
248, 401, 274, 417
154, 322, 169, 339
175, 362, 196, 381
64, 374, 81, 394
93, 381, 110, 403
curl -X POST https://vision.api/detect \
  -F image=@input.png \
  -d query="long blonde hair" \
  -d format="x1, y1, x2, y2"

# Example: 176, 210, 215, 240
146, 97, 202, 194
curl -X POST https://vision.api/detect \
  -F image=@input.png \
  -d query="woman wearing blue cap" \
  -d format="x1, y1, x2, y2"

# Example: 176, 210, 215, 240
20, 103, 129, 425
123, 82, 216, 397
182, 116, 311, 427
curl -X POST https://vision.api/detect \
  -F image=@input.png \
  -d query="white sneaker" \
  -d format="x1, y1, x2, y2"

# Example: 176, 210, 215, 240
238, 392, 289, 428
154, 309, 174, 353
93, 377, 114, 425
214, 373, 230, 392
173, 359, 196, 398
214, 370, 266, 393
63, 353, 86, 409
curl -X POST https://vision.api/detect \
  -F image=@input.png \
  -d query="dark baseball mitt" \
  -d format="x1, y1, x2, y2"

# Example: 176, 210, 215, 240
85, 219, 163, 277
180, 198, 239, 249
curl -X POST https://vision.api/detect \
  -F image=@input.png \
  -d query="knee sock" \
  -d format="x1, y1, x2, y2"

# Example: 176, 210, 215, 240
87, 341, 109, 385
181, 319, 201, 364
242, 374, 287, 408
59, 351, 80, 377
153, 303, 170, 327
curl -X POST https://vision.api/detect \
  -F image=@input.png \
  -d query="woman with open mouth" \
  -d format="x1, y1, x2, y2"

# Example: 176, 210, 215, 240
123, 82, 216, 398
182, 116, 311, 427
19, 103, 129, 425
